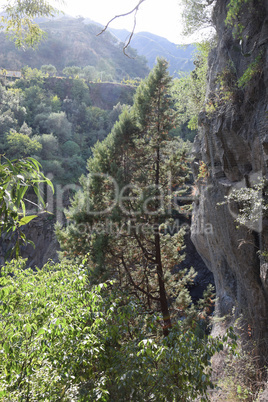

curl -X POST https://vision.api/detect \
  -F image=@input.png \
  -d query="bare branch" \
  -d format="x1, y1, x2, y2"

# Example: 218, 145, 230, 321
121, 255, 160, 302
97, 0, 146, 57
133, 232, 156, 263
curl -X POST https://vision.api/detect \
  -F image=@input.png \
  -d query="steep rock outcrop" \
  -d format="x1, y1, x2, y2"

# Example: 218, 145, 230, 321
0, 214, 59, 268
191, 0, 268, 353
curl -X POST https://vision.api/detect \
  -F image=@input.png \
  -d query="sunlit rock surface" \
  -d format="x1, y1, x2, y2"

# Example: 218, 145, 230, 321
191, 0, 268, 350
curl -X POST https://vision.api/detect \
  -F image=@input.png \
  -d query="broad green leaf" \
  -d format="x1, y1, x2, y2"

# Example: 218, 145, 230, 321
18, 215, 37, 227
37, 328, 46, 337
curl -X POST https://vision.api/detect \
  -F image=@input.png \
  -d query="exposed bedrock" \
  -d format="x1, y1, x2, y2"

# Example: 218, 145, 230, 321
191, 0, 268, 353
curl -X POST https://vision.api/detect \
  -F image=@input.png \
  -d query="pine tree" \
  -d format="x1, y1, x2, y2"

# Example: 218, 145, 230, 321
57, 58, 191, 335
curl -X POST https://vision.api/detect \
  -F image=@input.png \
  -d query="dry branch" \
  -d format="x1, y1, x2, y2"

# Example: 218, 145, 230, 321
97, 0, 146, 56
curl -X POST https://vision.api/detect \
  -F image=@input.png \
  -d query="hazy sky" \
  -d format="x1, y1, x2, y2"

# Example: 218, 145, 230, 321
58, 0, 185, 43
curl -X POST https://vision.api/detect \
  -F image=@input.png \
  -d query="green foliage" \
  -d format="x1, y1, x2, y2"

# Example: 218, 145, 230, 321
107, 322, 230, 402
41, 64, 57, 77
206, 50, 264, 112
172, 42, 211, 139
214, 62, 238, 105
0, 85, 26, 141
63, 66, 82, 79
61, 155, 85, 184
212, 50, 264, 108
0, 0, 57, 48
21, 66, 45, 85
61, 140, 81, 157
0, 71, 132, 184
57, 59, 195, 335
39, 158, 64, 178
34, 133, 58, 160
0, 156, 53, 258
6, 130, 42, 158
46, 111, 72, 143
225, 0, 254, 39
50, 94, 61, 112
70, 78, 91, 105
238, 52, 264, 88
82, 65, 98, 82
22, 84, 48, 125
0, 258, 237, 401
0, 259, 114, 400
19, 122, 32, 136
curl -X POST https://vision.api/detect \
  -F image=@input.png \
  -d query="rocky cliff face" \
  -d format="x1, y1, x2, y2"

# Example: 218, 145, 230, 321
191, 0, 268, 353
0, 214, 59, 268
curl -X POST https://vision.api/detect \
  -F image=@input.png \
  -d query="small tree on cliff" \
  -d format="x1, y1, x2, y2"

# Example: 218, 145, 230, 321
57, 59, 193, 335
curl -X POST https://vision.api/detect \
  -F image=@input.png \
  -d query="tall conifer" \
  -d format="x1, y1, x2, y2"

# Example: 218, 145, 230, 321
57, 58, 191, 335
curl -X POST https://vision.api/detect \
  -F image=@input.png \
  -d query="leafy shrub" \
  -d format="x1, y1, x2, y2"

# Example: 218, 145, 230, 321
238, 53, 264, 89
0, 259, 114, 400
0, 259, 236, 401
62, 140, 81, 157
0, 156, 53, 259
39, 158, 64, 178
210, 342, 267, 401
225, 0, 259, 39
6, 130, 42, 158
46, 112, 72, 143
34, 133, 59, 160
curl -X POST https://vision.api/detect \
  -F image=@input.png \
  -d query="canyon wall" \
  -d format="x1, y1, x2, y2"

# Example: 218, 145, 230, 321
0, 214, 59, 268
191, 0, 268, 353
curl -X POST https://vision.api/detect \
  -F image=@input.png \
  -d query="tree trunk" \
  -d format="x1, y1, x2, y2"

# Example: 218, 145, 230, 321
155, 231, 172, 336
155, 146, 172, 336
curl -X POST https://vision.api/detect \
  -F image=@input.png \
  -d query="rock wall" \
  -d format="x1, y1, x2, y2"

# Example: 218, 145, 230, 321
191, 0, 268, 354
0, 214, 59, 268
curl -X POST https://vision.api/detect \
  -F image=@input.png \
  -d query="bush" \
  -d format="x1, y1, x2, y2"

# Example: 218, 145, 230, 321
35, 133, 59, 160
6, 131, 42, 158
61, 140, 81, 157
0, 259, 237, 401
39, 158, 64, 178
0, 259, 115, 400
46, 112, 72, 143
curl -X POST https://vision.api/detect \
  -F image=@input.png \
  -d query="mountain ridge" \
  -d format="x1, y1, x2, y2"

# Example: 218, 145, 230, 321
0, 15, 195, 78
109, 27, 195, 75
0, 17, 149, 80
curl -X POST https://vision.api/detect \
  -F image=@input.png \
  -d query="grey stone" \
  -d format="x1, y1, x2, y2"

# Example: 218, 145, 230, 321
191, 0, 268, 357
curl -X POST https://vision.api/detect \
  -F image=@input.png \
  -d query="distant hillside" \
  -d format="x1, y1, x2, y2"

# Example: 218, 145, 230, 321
0, 17, 149, 81
110, 28, 195, 76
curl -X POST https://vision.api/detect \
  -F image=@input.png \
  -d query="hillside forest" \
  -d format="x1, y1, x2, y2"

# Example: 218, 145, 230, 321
1, 0, 267, 401
0, 40, 204, 185
0, 54, 225, 401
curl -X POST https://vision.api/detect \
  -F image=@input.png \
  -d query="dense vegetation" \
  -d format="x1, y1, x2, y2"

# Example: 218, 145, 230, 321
0, 258, 236, 401
0, 56, 236, 400
3, 0, 263, 400
0, 69, 137, 184
0, 40, 205, 185
57, 59, 194, 332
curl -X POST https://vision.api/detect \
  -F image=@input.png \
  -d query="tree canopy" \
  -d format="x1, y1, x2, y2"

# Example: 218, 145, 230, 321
0, 0, 58, 48
57, 59, 199, 336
